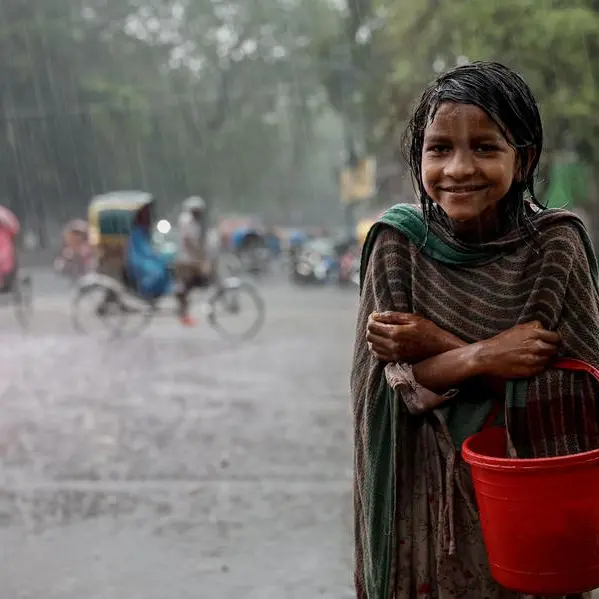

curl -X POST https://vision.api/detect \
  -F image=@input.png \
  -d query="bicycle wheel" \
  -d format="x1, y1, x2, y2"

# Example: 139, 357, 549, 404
205, 279, 265, 341
13, 272, 33, 329
113, 292, 156, 337
72, 281, 154, 337
218, 253, 243, 278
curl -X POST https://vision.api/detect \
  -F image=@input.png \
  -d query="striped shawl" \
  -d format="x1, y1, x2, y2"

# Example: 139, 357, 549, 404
351, 204, 599, 598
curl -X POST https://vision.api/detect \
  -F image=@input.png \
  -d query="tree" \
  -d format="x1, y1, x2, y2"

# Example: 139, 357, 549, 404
0, 0, 346, 241
377, 0, 599, 197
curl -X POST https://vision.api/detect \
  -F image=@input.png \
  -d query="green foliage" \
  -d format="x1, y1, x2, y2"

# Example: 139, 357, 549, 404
0, 0, 345, 241
378, 0, 599, 167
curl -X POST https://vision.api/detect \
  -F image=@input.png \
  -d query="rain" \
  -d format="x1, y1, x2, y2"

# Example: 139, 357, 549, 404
1, 0, 599, 597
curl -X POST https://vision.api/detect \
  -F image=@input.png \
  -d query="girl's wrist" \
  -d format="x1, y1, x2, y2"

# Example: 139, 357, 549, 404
467, 340, 490, 378
436, 327, 468, 353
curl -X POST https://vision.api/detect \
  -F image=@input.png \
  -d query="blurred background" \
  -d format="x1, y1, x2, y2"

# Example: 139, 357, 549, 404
2, 0, 598, 252
1, 0, 599, 597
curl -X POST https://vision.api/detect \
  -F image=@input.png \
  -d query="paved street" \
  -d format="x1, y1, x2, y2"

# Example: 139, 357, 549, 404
0, 270, 358, 598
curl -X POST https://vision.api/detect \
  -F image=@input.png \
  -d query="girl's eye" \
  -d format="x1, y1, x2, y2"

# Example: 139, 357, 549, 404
426, 145, 450, 153
476, 144, 498, 153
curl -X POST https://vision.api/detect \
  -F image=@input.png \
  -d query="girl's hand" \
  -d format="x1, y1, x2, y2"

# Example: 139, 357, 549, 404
366, 311, 462, 363
475, 321, 560, 379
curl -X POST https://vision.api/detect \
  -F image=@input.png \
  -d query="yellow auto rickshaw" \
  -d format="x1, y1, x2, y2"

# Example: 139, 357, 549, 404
88, 190, 155, 281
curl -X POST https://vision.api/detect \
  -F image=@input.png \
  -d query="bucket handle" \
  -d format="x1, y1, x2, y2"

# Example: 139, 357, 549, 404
552, 357, 599, 382
482, 358, 599, 430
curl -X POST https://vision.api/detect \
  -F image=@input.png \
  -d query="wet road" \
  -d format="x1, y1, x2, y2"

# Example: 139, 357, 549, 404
0, 270, 358, 598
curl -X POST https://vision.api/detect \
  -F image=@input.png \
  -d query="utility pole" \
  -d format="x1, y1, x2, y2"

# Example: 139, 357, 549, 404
341, 0, 373, 238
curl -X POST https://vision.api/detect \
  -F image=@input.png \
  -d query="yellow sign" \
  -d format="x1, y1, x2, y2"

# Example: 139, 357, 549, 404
340, 158, 376, 203
356, 217, 376, 246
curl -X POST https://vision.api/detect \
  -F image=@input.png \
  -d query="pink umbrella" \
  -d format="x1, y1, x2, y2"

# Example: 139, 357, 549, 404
0, 205, 19, 237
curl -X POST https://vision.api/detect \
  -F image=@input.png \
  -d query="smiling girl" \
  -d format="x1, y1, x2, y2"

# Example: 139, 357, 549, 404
351, 62, 599, 598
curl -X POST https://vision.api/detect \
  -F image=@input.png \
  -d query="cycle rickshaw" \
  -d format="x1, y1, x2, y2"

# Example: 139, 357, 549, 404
72, 191, 265, 339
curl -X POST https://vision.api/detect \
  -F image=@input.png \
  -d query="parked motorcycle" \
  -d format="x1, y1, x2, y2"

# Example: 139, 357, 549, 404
292, 237, 339, 284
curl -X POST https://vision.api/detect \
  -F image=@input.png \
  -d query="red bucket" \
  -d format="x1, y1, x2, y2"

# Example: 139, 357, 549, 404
462, 358, 599, 596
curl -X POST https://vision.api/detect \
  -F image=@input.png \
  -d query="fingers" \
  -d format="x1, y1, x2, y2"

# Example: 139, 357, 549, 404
366, 330, 394, 353
366, 327, 397, 361
367, 340, 394, 362
533, 340, 559, 356
534, 328, 561, 345
371, 311, 415, 325
367, 320, 397, 339
521, 321, 560, 343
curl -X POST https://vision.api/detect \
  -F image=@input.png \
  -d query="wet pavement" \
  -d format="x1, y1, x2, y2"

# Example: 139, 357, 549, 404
0, 270, 358, 598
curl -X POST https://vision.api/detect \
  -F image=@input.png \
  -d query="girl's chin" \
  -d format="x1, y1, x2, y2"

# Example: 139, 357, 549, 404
442, 209, 485, 224
435, 201, 499, 226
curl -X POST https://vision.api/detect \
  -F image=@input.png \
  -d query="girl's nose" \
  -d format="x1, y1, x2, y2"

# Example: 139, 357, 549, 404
443, 150, 476, 180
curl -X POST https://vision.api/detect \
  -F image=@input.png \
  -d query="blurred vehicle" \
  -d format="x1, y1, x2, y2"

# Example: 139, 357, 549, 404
0, 205, 19, 292
337, 242, 360, 287
74, 191, 265, 340
292, 237, 340, 284
54, 219, 93, 284
219, 215, 281, 276
87, 190, 183, 275
286, 229, 309, 276
0, 205, 33, 327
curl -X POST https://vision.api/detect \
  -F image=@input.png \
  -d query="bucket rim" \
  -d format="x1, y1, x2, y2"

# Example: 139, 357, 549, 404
462, 427, 599, 472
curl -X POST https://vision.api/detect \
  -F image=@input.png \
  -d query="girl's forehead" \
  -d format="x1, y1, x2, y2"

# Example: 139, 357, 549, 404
425, 102, 503, 137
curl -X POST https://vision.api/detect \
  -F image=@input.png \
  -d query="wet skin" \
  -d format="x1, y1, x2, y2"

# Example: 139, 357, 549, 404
421, 102, 518, 242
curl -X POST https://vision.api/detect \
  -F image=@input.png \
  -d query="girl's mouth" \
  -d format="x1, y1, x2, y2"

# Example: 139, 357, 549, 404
440, 184, 490, 194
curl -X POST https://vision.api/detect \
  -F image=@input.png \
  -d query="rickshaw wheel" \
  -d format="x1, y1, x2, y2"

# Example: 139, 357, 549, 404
205, 278, 265, 341
72, 281, 155, 338
13, 272, 33, 329
72, 283, 123, 337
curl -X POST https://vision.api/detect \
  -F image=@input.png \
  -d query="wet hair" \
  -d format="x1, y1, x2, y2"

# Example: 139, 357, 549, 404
403, 61, 544, 236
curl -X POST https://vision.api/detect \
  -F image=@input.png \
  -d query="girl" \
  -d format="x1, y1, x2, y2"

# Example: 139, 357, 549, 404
351, 62, 599, 598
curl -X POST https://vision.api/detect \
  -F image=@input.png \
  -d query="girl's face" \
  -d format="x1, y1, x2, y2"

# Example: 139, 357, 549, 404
421, 102, 518, 237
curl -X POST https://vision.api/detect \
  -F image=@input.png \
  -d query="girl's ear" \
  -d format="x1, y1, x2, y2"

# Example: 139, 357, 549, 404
516, 148, 536, 182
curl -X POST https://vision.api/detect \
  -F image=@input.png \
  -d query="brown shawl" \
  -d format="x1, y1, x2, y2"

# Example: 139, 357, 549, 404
351, 204, 599, 598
